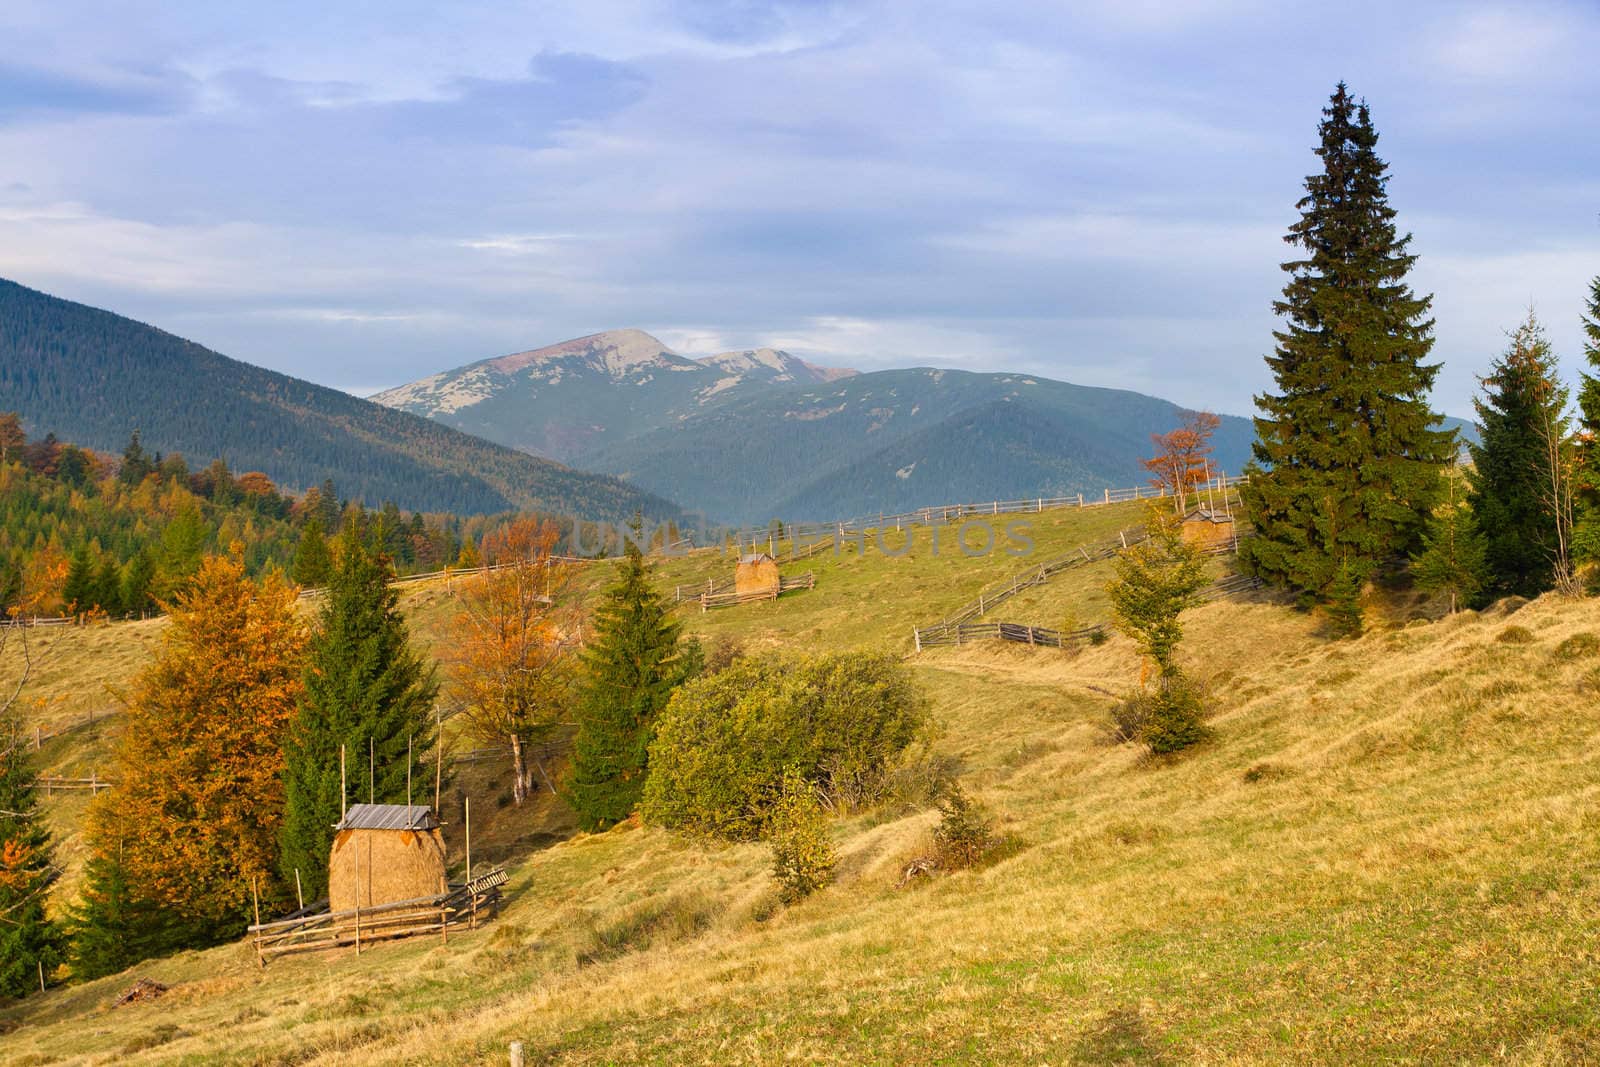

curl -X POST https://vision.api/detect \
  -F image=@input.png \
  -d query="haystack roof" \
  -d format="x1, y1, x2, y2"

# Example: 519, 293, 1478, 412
334, 803, 438, 832
739, 552, 775, 564
1185, 508, 1233, 524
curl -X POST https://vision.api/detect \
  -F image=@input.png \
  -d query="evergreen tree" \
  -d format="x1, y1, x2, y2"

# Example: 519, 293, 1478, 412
121, 549, 156, 616
568, 532, 689, 831
1241, 83, 1455, 603
91, 556, 123, 615
1572, 274, 1600, 572
291, 518, 334, 587
118, 429, 153, 486
1412, 470, 1489, 613
67, 848, 173, 980
279, 530, 437, 899
1468, 314, 1570, 598
0, 691, 67, 996
61, 545, 94, 613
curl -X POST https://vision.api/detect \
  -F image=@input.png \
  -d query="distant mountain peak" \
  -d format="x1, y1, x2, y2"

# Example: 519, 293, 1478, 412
488, 329, 684, 377
696, 347, 857, 384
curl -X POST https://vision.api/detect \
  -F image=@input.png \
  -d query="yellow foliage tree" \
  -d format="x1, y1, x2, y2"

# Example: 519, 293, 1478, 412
87, 553, 307, 935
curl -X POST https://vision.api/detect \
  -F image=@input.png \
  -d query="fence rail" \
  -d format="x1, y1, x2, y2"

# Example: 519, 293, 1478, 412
35, 774, 114, 795
696, 573, 815, 611
727, 475, 1247, 555
913, 621, 1108, 651
248, 867, 507, 964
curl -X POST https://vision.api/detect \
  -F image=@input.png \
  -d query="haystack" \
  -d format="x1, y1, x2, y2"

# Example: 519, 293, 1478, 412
1180, 507, 1235, 548
735, 553, 780, 596
328, 804, 448, 912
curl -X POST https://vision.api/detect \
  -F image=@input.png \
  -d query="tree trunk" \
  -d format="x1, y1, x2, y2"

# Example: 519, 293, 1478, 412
509, 734, 529, 806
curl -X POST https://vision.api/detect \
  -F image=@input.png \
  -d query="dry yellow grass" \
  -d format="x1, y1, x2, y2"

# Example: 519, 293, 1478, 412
7, 575, 1600, 1062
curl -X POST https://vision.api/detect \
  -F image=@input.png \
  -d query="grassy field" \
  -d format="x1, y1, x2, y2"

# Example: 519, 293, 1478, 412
11, 500, 1600, 1062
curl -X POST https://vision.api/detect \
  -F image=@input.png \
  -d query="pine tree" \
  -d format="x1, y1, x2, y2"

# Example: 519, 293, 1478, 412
1241, 83, 1455, 602
118, 429, 153, 487
61, 545, 93, 614
568, 532, 690, 831
91, 556, 123, 616
85, 554, 306, 942
1412, 467, 1489, 613
1572, 275, 1600, 572
291, 518, 334, 587
279, 529, 437, 899
66, 848, 175, 980
1469, 314, 1570, 598
121, 549, 156, 616
0, 686, 67, 996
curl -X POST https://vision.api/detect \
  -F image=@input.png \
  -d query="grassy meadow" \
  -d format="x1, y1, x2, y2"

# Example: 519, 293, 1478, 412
7, 497, 1600, 1062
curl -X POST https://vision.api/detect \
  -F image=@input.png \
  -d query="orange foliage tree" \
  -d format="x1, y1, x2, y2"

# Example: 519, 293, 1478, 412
86, 553, 307, 935
444, 518, 579, 805
1143, 411, 1222, 515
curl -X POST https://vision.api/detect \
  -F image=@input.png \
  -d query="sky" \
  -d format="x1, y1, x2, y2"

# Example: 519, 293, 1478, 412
0, 1, 1596, 419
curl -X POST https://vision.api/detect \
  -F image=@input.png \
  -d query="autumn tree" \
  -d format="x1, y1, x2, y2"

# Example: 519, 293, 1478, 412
83, 554, 306, 948
0, 413, 24, 467
1106, 505, 1211, 753
1143, 411, 1222, 515
1242, 83, 1455, 603
445, 519, 577, 805
279, 526, 437, 899
569, 529, 692, 831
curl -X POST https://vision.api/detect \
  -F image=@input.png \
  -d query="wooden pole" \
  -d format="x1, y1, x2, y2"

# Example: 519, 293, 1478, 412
408, 733, 413, 808
295, 869, 304, 910
465, 796, 472, 883
369, 736, 374, 804
510, 1042, 526, 1067
38, 959, 45, 994
354, 843, 361, 956
340, 744, 347, 819
434, 705, 443, 812
252, 876, 264, 969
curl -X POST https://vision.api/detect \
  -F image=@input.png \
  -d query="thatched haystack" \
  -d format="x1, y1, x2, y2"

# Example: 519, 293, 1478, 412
1180, 508, 1235, 548
735, 553, 780, 596
329, 804, 448, 912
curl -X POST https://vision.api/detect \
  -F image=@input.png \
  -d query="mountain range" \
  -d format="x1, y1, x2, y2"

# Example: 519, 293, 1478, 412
0, 280, 680, 521
372, 329, 857, 461
373, 330, 1260, 525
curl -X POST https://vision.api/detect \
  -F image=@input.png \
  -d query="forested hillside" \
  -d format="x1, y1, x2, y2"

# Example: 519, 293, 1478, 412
0, 280, 681, 521
580, 368, 1258, 523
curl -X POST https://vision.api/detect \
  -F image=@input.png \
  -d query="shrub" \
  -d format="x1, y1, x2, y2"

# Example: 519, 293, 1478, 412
931, 784, 995, 870
768, 770, 836, 904
1497, 625, 1535, 645
1104, 675, 1209, 755
1553, 632, 1600, 660
642, 651, 930, 840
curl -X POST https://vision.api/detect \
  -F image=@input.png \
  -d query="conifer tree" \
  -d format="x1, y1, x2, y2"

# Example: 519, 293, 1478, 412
118, 429, 153, 487
279, 528, 437, 899
61, 545, 93, 614
85, 554, 306, 943
0, 680, 66, 996
1241, 83, 1455, 603
1469, 313, 1572, 598
67, 848, 173, 980
121, 549, 156, 616
291, 518, 334, 588
568, 530, 690, 831
91, 556, 122, 616
1571, 274, 1600, 572
1412, 467, 1489, 613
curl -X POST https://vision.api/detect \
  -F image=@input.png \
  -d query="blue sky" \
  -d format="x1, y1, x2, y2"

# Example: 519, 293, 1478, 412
0, 1, 1596, 419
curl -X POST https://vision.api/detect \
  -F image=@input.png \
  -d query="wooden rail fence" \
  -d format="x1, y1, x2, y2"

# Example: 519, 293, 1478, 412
248, 867, 508, 964
914, 621, 1108, 651
695, 573, 815, 611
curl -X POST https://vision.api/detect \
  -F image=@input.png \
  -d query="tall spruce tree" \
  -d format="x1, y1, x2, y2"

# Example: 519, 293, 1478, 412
1412, 466, 1489, 613
568, 531, 690, 832
279, 527, 437, 899
1571, 275, 1600, 571
1468, 313, 1570, 598
1241, 83, 1455, 606
0, 692, 67, 996
291, 518, 334, 588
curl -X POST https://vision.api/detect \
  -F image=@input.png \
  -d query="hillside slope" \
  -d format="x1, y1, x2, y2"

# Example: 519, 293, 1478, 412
583, 367, 1257, 523
7, 517, 1600, 1062
371, 329, 856, 462
0, 280, 681, 521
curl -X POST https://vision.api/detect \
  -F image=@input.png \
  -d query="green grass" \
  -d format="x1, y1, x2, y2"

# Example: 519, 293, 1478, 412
10, 507, 1600, 1062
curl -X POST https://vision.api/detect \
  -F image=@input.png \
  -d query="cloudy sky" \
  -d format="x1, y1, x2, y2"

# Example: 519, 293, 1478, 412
0, 1, 1596, 418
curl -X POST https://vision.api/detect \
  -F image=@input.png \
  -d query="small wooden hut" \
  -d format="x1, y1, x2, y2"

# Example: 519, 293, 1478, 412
1180, 507, 1235, 548
734, 552, 780, 596
329, 803, 448, 912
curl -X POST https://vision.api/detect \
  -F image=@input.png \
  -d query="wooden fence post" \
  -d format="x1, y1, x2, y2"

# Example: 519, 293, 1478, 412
913, 629, 922, 653
510, 1042, 526, 1067
1104, 488, 1110, 504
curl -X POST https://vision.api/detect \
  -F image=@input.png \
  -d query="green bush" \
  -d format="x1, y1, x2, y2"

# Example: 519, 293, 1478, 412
768, 770, 837, 904
1553, 632, 1600, 660
1135, 674, 1210, 755
931, 784, 995, 870
1497, 625, 1535, 645
642, 651, 929, 840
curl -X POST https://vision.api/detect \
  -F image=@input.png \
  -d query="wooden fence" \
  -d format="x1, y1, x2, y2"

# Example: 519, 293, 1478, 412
35, 774, 114, 796
695, 573, 815, 611
913, 621, 1108, 651
726, 474, 1248, 556
247, 867, 508, 964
